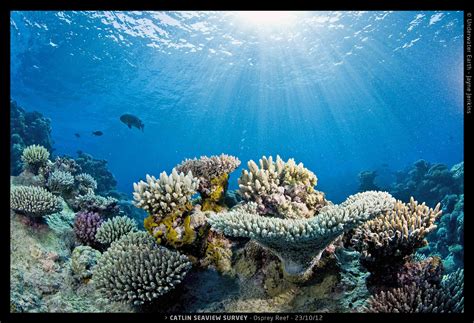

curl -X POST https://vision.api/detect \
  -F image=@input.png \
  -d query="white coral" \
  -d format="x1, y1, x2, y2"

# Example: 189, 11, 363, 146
209, 191, 396, 276
133, 169, 199, 215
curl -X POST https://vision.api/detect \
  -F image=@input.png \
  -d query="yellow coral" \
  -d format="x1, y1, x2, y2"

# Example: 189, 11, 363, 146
201, 173, 229, 212
203, 233, 232, 273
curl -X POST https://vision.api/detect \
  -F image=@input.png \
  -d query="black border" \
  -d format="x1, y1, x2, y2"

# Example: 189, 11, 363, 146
2, 1, 471, 322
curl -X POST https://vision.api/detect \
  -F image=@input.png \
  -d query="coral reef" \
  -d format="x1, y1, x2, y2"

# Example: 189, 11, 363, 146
395, 256, 443, 287
134, 169, 201, 249
49, 156, 83, 176
390, 159, 462, 208
71, 192, 120, 216
75, 173, 98, 194
365, 268, 463, 313
95, 215, 138, 246
10, 100, 53, 175
75, 151, 117, 196
133, 169, 199, 216
238, 155, 328, 219
21, 144, 50, 174
11, 185, 63, 217
358, 171, 380, 192
93, 231, 192, 305
176, 154, 241, 211
209, 191, 396, 277
47, 170, 75, 195
70, 246, 102, 283
419, 194, 464, 273
73, 211, 104, 247
10, 210, 131, 313
200, 231, 233, 274
344, 197, 441, 286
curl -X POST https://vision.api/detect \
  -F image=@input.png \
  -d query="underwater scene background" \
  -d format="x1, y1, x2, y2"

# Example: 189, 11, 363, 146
10, 11, 464, 313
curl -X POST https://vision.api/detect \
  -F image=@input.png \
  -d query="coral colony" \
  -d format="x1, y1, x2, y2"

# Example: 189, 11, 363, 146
10, 103, 464, 313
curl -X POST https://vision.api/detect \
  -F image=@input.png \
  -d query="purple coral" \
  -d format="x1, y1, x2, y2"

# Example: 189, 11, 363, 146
73, 211, 104, 247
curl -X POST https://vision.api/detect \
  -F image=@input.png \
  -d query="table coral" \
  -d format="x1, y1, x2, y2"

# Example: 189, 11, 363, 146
209, 191, 395, 277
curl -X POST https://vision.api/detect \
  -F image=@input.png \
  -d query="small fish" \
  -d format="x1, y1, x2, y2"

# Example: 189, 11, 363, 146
92, 131, 103, 136
74, 133, 81, 138
120, 113, 144, 131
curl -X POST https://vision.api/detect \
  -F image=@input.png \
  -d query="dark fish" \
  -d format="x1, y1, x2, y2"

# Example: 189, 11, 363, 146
74, 133, 81, 138
120, 113, 144, 131
92, 131, 103, 136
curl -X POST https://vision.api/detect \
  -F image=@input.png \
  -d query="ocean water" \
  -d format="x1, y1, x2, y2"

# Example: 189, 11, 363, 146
11, 11, 463, 203
9, 11, 464, 314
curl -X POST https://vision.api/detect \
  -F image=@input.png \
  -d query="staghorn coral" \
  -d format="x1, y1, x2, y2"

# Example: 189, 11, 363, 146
95, 215, 138, 246
345, 197, 441, 278
10, 185, 63, 217
21, 144, 50, 174
134, 169, 201, 248
70, 246, 102, 283
75, 173, 98, 194
73, 211, 104, 247
238, 155, 328, 219
93, 231, 192, 305
46, 170, 75, 195
175, 154, 241, 211
365, 268, 464, 313
209, 191, 395, 277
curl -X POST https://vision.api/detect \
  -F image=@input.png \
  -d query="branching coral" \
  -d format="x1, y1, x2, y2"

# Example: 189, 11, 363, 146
47, 170, 75, 195
93, 231, 192, 305
134, 169, 201, 248
21, 144, 50, 174
10, 185, 63, 217
73, 211, 104, 247
175, 154, 241, 211
238, 155, 328, 219
133, 169, 199, 215
75, 151, 117, 196
365, 268, 464, 313
209, 191, 396, 277
95, 215, 138, 246
75, 173, 97, 194
70, 246, 102, 283
71, 193, 119, 216
345, 197, 441, 277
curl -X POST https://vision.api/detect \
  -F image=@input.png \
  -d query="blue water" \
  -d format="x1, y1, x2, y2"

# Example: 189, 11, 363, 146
10, 11, 464, 203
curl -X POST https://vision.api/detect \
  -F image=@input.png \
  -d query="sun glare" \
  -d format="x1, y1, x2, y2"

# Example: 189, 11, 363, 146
233, 11, 302, 29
